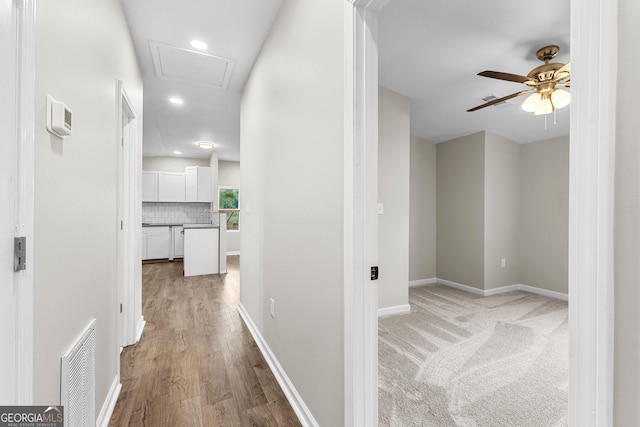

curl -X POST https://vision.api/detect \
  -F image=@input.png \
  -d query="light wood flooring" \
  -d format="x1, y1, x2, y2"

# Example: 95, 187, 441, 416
109, 256, 301, 427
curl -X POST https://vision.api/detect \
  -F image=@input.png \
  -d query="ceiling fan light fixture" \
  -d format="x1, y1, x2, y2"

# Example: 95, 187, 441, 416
534, 97, 554, 115
552, 88, 571, 109
521, 92, 541, 113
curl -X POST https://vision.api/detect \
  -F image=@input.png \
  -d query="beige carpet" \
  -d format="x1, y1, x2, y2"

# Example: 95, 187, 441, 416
378, 284, 568, 427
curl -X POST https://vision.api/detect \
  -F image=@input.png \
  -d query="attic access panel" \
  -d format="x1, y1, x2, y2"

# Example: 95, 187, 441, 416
149, 41, 235, 88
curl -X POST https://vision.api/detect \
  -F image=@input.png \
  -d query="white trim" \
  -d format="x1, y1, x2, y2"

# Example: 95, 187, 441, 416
135, 316, 145, 343
15, 0, 36, 405
436, 279, 485, 296
434, 279, 569, 301
116, 81, 139, 353
378, 304, 410, 317
509, 284, 568, 301
237, 303, 318, 427
226, 251, 240, 256
569, 0, 617, 424
343, 1, 382, 425
408, 278, 437, 287
95, 375, 121, 427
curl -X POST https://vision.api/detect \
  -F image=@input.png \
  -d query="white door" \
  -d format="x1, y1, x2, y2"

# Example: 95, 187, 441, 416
117, 83, 138, 355
1, 0, 19, 403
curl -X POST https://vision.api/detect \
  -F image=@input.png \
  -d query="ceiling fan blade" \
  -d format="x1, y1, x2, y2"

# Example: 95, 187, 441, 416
553, 62, 571, 82
557, 80, 571, 88
556, 62, 570, 76
467, 89, 534, 112
478, 70, 536, 84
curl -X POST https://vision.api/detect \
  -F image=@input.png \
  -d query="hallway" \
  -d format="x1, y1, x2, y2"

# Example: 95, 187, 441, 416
109, 256, 301, 426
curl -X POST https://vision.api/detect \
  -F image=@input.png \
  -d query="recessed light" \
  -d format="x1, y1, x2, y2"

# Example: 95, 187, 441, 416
196, 141, 214, 149
169, 97, 183, 105
190, 40, 208, 50
173, 151, 181, 154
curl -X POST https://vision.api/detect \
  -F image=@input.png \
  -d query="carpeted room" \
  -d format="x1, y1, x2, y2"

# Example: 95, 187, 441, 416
377, 84, 569, 425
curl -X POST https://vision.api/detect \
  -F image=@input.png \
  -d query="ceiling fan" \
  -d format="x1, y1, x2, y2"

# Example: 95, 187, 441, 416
468, 45, 571, 115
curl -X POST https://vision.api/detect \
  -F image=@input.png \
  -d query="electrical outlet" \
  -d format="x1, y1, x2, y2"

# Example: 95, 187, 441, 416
501, 258, 507, 268
270, 298, 275, 318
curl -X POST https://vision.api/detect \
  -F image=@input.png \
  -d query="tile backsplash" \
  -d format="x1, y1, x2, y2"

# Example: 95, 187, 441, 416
142, 202, 218, 225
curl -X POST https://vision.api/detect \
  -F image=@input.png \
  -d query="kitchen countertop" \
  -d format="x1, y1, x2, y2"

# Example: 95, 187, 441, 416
182, 223, 219, 229
142, 223, 219, 228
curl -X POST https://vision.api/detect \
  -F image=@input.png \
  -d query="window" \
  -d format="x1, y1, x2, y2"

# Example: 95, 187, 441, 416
218, 187, 239, 231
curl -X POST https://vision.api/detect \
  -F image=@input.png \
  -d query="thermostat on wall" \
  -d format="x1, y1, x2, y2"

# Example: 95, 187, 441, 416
46, 95, 72, 138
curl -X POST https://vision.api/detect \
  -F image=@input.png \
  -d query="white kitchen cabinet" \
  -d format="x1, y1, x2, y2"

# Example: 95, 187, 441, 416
142, 226, 170, 260
142, 171, 158, 202
184, 226, 219, 276
185, 166, 212, 202
158, 172, 185, 202
173, 226, 184, 258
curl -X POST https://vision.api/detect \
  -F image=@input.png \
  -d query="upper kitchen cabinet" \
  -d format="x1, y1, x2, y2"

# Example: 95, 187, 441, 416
185, 166, 212, 203
158, 172, 186, 202
142, 171, 158, 202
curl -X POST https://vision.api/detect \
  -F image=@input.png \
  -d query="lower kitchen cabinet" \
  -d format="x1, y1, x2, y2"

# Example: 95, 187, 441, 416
184, 227, 219, 276
173, 226, 184, 258
142, 226, 170, 260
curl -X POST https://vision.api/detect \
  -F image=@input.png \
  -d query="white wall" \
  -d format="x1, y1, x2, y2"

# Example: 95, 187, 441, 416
409, 136, 436, 281
484, 132, 521, 289
142, 156, 209, 172
518, 136, 569, 293
218, 160, 240, 254
432, 131, 569, 292
436, 132, 486, 289
33, 0, 143, 409
378, 87, 410, 309
614, 0, 640, 422
209, 151, 219, 210
240, 0, 345, 424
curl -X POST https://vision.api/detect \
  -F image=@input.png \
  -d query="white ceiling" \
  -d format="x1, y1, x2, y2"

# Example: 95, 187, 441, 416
379, 0, 571, 144
122, 0, 570, 162
122, 0, 282, 161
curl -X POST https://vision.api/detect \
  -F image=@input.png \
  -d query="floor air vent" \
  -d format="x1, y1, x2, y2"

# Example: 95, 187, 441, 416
61, 319, 96, 427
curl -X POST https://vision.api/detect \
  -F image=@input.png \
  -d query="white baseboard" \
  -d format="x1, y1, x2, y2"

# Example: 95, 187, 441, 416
436, 278, 568, 301
135, 316, 146, 343
96, 375, 121, 427
237, 304, 318, 427
227, 251, 240, 256
437, 278, 486, 296
378, 304, 410, 317
484, 284, 521, 296
409, 278, 437, 287
513, 284, 568, 301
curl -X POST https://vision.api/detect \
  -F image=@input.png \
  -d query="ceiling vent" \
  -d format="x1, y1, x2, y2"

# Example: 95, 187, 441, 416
481, 94, 512, 109
149, 41, 235, 89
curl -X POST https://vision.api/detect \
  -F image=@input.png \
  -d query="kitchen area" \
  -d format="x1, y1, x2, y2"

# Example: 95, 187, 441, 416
141, 164, 228, 276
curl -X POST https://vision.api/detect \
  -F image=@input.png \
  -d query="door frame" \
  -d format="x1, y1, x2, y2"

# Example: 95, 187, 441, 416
343, 0, 617, 426
343, 1, 385, 425
568, 0, 617, 424
116, 80, 141, 366
14, 0, 36, 405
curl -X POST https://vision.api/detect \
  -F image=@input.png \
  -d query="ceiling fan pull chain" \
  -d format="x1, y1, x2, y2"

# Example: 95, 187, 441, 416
554, 109, 557, 126
544, 113, 548, 130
